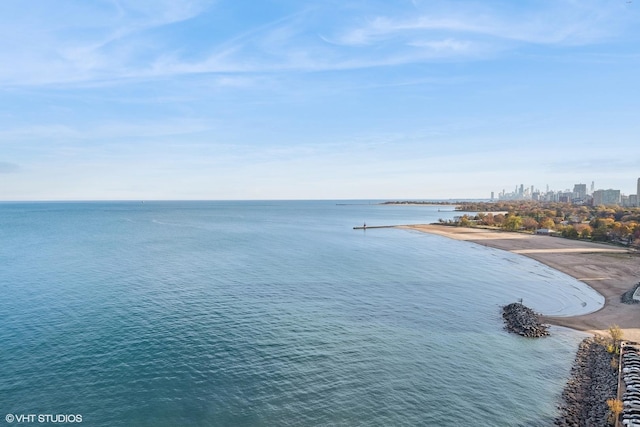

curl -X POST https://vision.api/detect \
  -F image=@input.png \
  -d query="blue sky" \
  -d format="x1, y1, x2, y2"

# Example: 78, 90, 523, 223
1, 0, 639, 200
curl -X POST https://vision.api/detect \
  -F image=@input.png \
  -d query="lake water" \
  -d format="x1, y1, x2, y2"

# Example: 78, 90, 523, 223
0, 201, 599, 426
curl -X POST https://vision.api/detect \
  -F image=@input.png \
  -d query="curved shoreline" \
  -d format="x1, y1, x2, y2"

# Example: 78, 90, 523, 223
399, 224, 640, 342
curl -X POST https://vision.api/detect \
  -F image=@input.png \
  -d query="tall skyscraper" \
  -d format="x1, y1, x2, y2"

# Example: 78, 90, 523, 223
593, 189, 621, 206
637, 178, 640, 207
573, 184, 587, 200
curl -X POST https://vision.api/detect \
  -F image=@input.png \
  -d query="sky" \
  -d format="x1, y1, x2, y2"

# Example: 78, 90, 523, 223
1, 0, 639, 201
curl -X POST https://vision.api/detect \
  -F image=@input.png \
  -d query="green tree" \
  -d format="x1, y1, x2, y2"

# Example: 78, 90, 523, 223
503, 215, 523, 231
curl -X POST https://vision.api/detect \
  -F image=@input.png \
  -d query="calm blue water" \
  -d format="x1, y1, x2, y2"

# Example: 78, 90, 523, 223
0, 201, 593, 426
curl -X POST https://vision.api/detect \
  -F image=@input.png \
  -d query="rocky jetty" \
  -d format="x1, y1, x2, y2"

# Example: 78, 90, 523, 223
621, 282, 640, 304
502, 302, 549, 337
554, 337, 618, 427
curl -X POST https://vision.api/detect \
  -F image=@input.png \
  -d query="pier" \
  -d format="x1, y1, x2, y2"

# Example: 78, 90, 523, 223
353, 225, 397, 230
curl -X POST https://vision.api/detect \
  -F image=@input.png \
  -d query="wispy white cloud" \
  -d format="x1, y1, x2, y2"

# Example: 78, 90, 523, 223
0, 0, 634, 88
1, 1, 638, 201
0, 0, 215, 86
406, 38, 474, 52
332, 1, 627, 47
139, 0, 636, 79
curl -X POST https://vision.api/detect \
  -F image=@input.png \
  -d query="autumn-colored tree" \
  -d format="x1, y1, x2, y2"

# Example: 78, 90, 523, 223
608, 324, 623, 348
595, 206, 616, 218
611, 222, 630, 239
611, 357, 619, 370
482, 213, 495, 226
451, 201, 640, 245
562, 226, 579, 239
538, 217, 555, 230
458, 215, 472, 227
522, 217, 539, 231
606, 398, 623, 425
601, 218, 615, 227
577, 206, 590, 221
574, 224, 592, 239
503, 215, 523, 231
592, 226, 609, 242
579, 227, 591, 239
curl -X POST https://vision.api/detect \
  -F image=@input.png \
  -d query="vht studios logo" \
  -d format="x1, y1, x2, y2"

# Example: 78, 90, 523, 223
5, 414, 82, 423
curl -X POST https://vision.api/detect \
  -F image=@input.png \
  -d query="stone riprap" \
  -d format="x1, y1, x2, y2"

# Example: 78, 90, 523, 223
502, 302, 549, 338
621, 282, 640, 304
554, 337, 618, 427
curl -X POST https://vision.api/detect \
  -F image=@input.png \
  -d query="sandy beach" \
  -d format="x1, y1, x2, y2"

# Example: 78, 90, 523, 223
400, 224, 640, 342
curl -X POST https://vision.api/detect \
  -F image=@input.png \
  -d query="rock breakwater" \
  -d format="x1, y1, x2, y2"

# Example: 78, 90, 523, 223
502, 302, 549, 337
621, 282, 640, 304
554, 337, 618, 426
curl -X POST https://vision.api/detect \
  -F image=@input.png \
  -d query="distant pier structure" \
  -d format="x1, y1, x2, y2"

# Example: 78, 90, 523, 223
353, 224, 395, 230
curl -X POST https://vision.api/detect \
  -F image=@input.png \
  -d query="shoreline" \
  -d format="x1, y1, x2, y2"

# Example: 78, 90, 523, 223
399, 224, 640, 342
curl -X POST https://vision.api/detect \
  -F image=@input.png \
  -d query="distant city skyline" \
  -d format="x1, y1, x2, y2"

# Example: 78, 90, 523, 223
1, 1, 639, 201
494, 177, 640, 206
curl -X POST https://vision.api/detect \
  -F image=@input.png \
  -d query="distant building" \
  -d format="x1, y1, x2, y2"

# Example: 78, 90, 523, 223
535, 228, 555, 235
558, 192, 573, 203
494, 180, 637, 206
544, 191, 559, 202
573, 184, 587, 201
593, 189, 621, 206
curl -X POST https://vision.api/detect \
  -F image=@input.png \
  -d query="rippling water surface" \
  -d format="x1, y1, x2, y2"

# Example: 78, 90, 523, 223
0, 201, 595, 426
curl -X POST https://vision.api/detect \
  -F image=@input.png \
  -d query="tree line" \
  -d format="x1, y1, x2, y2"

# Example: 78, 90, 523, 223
439, 201, 640, 245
